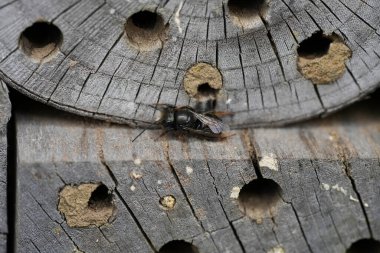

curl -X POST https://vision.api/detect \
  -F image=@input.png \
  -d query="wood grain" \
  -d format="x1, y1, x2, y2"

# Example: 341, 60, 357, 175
13, 90, 380, 253
0, 0, 379, 127
0, 81, 11, 253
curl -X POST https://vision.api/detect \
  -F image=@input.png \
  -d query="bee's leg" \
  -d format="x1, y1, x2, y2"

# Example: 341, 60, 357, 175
131, 129, 146, 142
212, 111, 234, 117
220, 132, 236, 139
154, 130, 170, 141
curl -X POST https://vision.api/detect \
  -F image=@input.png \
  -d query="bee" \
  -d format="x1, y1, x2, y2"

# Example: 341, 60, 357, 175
132, 104, 230, 142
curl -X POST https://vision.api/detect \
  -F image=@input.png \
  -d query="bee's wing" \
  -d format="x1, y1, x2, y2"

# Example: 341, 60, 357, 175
180, 126, 220, 138
189, 111, 226, 134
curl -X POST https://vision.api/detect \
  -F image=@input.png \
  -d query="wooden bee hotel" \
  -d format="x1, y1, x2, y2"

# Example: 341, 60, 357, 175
0, 0, 380, 252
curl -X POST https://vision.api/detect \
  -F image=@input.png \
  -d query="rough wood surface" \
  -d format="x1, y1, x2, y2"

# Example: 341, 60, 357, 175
13, 90, 380, 253
0, 81, 11, 253
1, 0, 380, 128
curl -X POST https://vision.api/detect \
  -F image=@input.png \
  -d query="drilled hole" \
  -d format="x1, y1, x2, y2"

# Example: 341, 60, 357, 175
197, 83, 218, 97
19, 21, 63, 63
159, 240, 199, 253
159, 195, 176, 210
184, 63, 223, 101
347, 239, 380, 253
58, 183, 116, 227
125, 11, 168, 51
297, 31, 334, 59
297, 31, 352, 84
88, 184, 113, 209
227, 0, 269, 27
238, 178, 282, 223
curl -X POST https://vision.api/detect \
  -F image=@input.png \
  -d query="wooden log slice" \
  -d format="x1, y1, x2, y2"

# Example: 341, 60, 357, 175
1, 0, 380, 127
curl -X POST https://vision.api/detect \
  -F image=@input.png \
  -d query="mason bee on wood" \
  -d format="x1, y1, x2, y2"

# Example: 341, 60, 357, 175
132, 104, 231, 142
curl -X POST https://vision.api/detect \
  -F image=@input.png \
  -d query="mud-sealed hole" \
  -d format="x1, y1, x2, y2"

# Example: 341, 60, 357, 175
19, 21, 63, 63
297, 31, 333, 59
238, 178, 282, 223
227, 0, 269, 28
125, 10, 168, 51
58, 183, 116, 228
184, 63, 223, 101
297, 31, 352, 84
347, 238, 380, 253
197, 83, 219, 98
159, 240, 199, 253
159, 195, 176, 210
88, 184, 113, 209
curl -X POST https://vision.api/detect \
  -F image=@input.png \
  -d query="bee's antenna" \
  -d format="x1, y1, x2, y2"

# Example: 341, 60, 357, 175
131, 129, 146, 142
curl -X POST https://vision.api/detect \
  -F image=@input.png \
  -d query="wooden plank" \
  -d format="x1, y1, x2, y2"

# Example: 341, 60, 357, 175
14, 89, 380, 252
0, 0, 379, 127
0, 81, 11, 253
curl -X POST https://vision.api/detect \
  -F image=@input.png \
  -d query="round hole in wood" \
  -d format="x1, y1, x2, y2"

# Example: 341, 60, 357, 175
19, 21, 63, 63
125, 10, 168, 51
227, 0, 269, 28
297, 31, 334, 59
297, 31, 352, 84
184, 63, 223, 101
159, 195, 176, 210
347, 239, 380, 253
238, 178, 282, 223
159, 240, 199, 253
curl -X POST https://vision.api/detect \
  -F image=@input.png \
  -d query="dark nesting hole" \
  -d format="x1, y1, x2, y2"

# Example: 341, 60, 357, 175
131, 11, 158, 29
347, 239, 380, 253
197, 83, 219, 98
183, 63, 223, 102
228, 0, 268, 20
296, 31, 352, 84
238, 178, 282, 220
297, 31, 334, 59
159, 240, 199, 253
125, 10, 167, 50
88, 184, 113, 209
19, 21, 63, 62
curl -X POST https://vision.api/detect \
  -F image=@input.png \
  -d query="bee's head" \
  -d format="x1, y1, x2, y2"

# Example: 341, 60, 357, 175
151, 104, 175, 123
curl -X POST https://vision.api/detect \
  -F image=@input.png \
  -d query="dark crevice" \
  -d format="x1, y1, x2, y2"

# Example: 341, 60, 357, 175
7, 89, 17, 253
205, 162, 246, 253
94, 131, 156, 251
242, 130, 263, 179
163, 140, 206, 232
289, 202, 315, 253
114, 190, 157, 252
260, 16, 286, 82
99, 157, 119, 187
98, 154, 156, 251
342, 160, 373, 238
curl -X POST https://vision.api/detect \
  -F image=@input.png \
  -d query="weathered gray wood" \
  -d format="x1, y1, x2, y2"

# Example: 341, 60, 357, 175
0, 81, 11, 253
14, 89, 380, 252
0, 0, 379, 128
